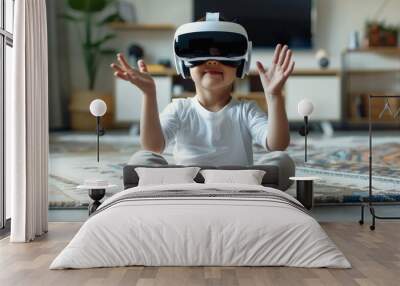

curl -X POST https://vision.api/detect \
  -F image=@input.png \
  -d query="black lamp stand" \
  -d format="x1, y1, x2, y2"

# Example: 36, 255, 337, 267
299, 115, 309, 162
95, 116, 105, 162
88, 116, 106, 215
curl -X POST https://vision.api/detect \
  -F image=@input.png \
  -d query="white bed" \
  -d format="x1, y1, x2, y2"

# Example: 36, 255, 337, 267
50, 183, 351, 269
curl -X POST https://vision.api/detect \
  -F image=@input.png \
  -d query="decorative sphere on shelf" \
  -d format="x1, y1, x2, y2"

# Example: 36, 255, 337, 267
89, 99, 107, 117
315, 49, 330, 69
298, 99, 314, 116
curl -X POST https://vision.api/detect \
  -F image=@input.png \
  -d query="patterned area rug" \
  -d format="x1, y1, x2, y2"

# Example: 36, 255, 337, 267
49, 132, 400, 208
283, 136, 400, 204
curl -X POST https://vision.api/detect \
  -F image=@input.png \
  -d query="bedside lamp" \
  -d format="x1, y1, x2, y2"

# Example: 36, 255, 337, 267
81, 99, 116, 215
89, 99, 107, 162
298, 99, 314, 163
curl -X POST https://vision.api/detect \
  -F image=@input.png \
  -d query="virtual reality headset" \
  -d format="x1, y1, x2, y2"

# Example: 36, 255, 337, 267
173, 12, 252, 79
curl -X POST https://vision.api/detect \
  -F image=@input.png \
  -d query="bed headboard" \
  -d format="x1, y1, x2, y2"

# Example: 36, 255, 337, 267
123, 165, 280, 190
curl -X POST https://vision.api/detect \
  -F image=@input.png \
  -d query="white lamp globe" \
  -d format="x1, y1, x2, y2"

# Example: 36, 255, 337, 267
89, 99, 107, 117
315, 49, 328, 60
298, 99, 314, 116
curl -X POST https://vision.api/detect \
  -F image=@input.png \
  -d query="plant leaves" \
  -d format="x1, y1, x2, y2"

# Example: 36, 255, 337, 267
91, 34, 116, 47
58, 13, 82, 21
99, 48, 117, 55
97, 13, 122, 26
67, 0, 109, 13
65, 0, 118, 90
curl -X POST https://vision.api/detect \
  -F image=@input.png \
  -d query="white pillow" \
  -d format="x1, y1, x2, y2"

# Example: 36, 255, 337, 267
200, 169, 266, 185
135, 167, 201, 186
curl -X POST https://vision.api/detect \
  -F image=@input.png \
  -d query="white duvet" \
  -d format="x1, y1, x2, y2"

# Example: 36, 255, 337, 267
50, 183, 351, 269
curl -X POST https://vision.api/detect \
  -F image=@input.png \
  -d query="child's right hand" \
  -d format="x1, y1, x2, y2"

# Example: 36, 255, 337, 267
111, 53, 156, 97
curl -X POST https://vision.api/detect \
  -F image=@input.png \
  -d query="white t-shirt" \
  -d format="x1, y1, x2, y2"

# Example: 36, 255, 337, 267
160, 97, 269, 166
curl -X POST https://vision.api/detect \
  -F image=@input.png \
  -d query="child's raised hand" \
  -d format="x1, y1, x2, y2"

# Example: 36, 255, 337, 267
111, 53, 156, 97
256, 44, 295, 97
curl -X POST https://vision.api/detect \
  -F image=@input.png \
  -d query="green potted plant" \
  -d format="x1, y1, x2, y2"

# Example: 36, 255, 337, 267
62, 0, 121, 130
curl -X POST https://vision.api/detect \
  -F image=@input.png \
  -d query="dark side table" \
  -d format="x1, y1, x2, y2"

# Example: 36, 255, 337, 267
289, 177, 320, 210
78, 183, 117, 215
87, 188, 106, 215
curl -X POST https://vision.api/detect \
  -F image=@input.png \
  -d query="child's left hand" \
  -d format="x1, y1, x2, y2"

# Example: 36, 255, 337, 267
256, 44, 295, 97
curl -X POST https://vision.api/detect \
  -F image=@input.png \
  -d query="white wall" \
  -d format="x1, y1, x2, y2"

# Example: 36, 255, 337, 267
67, 0, 400, 92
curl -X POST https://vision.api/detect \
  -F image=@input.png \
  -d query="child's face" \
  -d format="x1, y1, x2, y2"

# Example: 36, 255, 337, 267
189, 60, 237, 91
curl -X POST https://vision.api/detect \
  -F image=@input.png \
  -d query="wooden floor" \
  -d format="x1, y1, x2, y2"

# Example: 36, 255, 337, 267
0, 222, 399, 286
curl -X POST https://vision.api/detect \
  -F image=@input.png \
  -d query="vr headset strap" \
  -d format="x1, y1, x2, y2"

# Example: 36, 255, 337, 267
206, 12, 220, 21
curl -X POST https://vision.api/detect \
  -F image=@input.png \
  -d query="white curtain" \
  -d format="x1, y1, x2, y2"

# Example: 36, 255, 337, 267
7, 0, 49, 242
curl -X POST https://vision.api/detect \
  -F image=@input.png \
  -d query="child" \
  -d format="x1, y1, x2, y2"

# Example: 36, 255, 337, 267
110, 15, 295, 190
